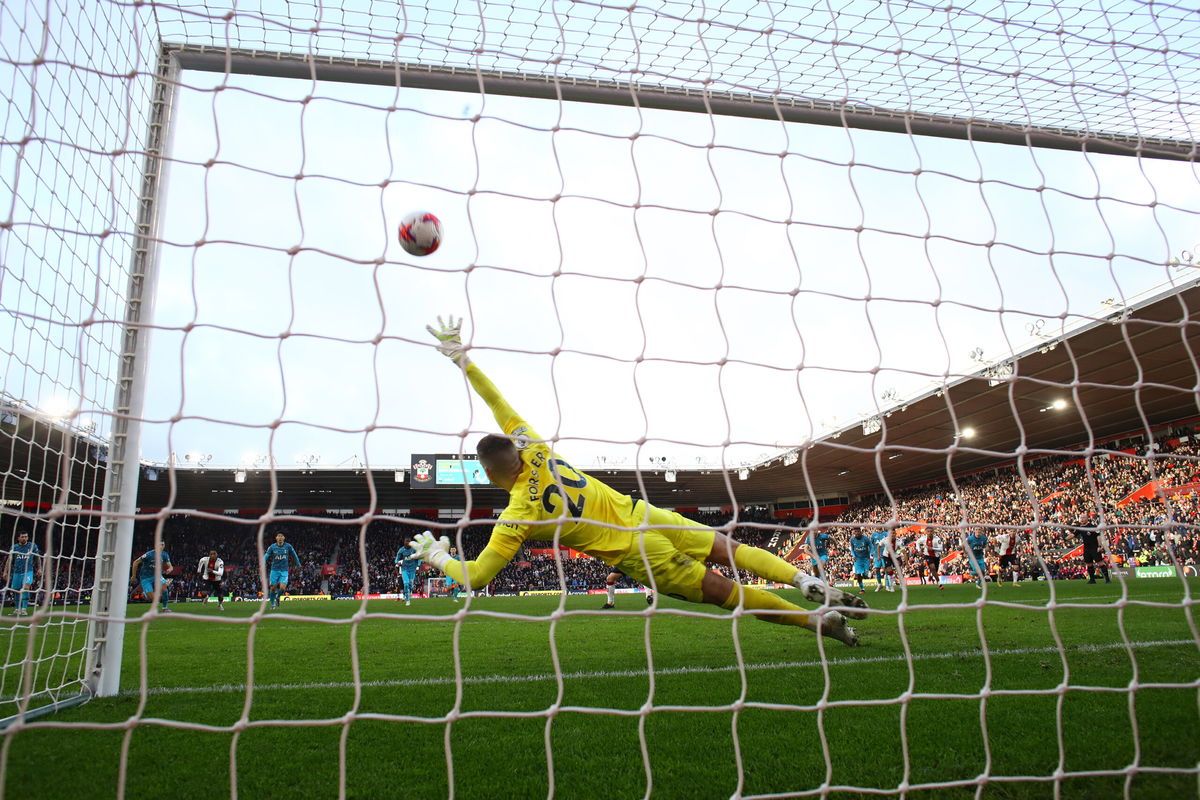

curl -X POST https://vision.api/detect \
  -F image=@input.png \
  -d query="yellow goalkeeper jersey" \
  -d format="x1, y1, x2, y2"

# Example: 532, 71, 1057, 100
466, 362, 645, 566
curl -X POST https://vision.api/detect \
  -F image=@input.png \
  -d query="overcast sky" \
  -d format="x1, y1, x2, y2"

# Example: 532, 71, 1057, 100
116, 67, 1196, 474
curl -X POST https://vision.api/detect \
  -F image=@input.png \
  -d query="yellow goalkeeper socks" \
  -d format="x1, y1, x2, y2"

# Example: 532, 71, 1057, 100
721, 583, 808, 627
732, 544, 800, 585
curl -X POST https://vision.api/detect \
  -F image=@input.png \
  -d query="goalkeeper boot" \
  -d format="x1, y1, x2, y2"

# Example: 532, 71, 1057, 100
794, 575, 869, 620
818, 610, 858, 647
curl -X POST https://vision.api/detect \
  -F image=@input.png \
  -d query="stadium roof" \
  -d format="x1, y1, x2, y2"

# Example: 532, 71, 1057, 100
4, 278, 1199, 516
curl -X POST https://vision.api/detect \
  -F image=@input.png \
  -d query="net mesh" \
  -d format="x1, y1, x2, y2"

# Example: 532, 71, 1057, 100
0, 0, 1198, 798
153, 0, 1200, 141
0, 1, 157, 713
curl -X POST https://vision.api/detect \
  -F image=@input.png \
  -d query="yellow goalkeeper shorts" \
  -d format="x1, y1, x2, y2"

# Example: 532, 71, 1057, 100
638, 503, 716, 562
614, 531, 709, 603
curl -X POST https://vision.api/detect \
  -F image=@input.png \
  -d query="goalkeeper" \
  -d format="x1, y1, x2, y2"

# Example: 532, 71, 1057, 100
412, 316, 867, 646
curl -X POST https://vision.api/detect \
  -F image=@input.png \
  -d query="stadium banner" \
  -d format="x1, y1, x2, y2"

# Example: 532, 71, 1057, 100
589, 588, 643, 595
520, 590, 565, 596
353, 592, 402, 600
902, 576, 964, 585
528, 547, 591, 559
1117, 481, 1159, 507
1059, 544, 1084, 561
321, 564, 338, 575
409, 454, 436, 487
281, 594, 332, 601
1134, 565, 1176, 578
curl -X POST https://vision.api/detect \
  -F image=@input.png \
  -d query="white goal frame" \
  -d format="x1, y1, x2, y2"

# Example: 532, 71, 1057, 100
168, 44, 1195, 163
79, 47, 179, 704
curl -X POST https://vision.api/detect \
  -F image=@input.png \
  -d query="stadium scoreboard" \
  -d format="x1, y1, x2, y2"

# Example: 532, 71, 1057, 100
410, 454, 491, 487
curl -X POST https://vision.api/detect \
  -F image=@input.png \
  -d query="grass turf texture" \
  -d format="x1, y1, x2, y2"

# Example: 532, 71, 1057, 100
0, 580, 1196, 799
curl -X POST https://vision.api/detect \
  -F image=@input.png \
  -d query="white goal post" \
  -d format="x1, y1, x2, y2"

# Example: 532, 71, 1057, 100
168, 44, 1196, 162
83, 48, 180, 702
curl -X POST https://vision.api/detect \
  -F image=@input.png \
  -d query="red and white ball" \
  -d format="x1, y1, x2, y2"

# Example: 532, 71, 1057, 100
397, 211, 443, 256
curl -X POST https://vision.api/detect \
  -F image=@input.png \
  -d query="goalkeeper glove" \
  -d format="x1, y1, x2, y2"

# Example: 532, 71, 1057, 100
426, 314, 470, 366
411, 530, 453, 571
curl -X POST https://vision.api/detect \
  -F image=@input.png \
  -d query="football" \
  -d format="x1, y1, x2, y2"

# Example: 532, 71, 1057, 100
397, 211, 443, 256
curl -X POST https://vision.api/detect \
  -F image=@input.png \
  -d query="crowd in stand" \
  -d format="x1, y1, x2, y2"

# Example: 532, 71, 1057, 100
3, 437, 1199, 607
114, 507, 788, 603
133, 516, 346, 601
786, 439, 1200, 585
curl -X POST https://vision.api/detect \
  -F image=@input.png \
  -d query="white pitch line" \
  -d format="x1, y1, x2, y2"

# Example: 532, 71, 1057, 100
127, 638, 1197, 698
117, 589, 1200, 634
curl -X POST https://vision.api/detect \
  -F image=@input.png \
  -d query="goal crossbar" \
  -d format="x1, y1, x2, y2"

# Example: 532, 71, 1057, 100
167, 43, 1198, 163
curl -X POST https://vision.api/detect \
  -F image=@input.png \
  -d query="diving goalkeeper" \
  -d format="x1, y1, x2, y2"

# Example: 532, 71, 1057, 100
410, 316, 867, 646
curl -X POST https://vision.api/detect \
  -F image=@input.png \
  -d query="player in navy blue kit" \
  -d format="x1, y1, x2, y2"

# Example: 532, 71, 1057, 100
809, 531, 831, 580
965, 530, 989, 588
445, 546, 462, 602
131, 542, 173, 613
849, 531, 873, 594
264, 533, 301, 609
870, 529, 895, 592
5, 532, 40, 616
395, 536, 421, 605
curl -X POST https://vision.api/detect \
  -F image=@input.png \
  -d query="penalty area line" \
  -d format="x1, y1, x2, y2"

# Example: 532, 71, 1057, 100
128, 638, 1195, 698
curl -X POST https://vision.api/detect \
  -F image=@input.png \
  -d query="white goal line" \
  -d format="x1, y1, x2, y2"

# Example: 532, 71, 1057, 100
124, 638, 1194, 699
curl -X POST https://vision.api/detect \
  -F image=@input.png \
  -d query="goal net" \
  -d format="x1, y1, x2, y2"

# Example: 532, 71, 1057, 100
0, 4, 160, 720
0, 0, 1198, 797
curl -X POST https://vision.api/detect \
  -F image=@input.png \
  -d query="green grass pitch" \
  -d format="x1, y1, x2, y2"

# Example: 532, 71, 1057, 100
0, 580, 1197, 799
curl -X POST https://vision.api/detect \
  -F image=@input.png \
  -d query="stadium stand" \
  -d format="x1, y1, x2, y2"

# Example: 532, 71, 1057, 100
97, 435, 1200, 604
